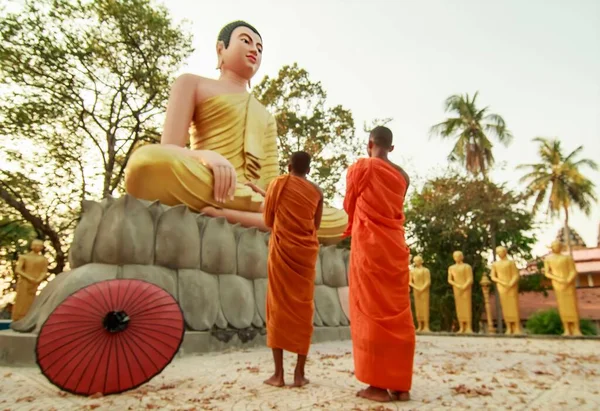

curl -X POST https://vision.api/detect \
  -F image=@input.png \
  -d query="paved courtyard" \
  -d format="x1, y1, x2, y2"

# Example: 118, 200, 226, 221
1, 335, 599, 410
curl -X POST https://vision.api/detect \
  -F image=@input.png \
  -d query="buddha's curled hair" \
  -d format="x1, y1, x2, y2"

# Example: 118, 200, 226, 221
218, 20, 261, 48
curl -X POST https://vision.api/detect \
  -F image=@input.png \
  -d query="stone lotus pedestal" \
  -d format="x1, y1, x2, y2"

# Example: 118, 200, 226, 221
1, 195, 351, 365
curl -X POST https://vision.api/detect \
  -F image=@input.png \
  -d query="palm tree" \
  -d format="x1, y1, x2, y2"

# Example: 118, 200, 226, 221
518, 137, 598, 253
430, 92, 513, 176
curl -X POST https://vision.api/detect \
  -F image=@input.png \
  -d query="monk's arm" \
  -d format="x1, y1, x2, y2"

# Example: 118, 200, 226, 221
342, 165, 358, 218
14, 257, 35, 282
447, 269, 458, 288
463, 266, 474, 290
489, 264, 499, 283
408, 272, 417, 290
566, 258, 578, 284
262, 180, 278, 228
544, 261, 567, 283
314, 191, 324, 230
508, 263, 520, 287
421, 269, 431, 291
34, 261, 49, 283
490, 265, 510, 287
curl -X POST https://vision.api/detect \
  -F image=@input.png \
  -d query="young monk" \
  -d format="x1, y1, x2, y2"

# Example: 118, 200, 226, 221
343, 126, 415, 402
261, 151, 324, 388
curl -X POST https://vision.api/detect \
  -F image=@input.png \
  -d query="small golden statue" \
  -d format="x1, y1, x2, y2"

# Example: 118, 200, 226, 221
490, 246, 522, 335
12, 239, 49, 321
409, 255, 431, 332
448, 251, 473, 334
544, 241, 582, 336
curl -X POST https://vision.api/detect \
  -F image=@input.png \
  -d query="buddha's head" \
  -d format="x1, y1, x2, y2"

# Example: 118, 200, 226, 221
413, 255, 424, 267
452, 251, 464, 263
216, 21, 263, 85
496, 246, 507, 258
550, 240, 563, 254
30, 239, 44, 253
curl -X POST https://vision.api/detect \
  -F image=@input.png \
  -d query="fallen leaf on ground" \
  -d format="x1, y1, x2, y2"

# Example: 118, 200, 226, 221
89, 392, 103, 399
16, 397, 35, 403
453, 384, 492, 398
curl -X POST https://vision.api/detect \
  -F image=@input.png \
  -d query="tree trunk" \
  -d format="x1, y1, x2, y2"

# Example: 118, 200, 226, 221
564, 206, 572, 257
490, 227, 503, 334
0, 185, 65, 274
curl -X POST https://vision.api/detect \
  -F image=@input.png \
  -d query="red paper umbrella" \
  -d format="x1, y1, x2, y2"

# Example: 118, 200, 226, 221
35, 279, 185, 396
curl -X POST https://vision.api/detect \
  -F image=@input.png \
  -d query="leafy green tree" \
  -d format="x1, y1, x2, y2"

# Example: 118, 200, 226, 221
0, 0, 193, 276
518, 137, 598, 253
430, 92, 513, 176
253, 63, 362, 202
405, 173, 536, 331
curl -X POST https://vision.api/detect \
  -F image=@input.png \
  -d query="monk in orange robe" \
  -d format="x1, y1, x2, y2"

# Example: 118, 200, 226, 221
343, 126, 415, 402
261, 151, 324, 388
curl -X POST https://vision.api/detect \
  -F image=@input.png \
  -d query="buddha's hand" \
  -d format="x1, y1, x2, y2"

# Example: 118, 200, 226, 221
198, 151, 236, 203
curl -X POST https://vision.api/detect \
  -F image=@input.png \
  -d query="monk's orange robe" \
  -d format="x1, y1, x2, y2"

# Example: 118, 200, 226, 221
343, 157, 415, 392
264, 175, 321, 355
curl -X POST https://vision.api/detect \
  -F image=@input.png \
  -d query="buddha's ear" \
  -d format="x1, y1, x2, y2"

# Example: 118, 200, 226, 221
216, 40, 225, 69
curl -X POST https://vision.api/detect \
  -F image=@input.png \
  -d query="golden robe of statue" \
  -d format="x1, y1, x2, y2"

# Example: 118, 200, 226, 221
490, 246, 522, 335
12, 240, 48, 322
124, 22, 347, 244
544, 241, 582, 336
448, 251, 473, 334
409, 255, 431, 332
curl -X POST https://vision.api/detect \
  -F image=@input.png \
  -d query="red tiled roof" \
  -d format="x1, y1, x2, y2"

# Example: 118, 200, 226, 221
521, 247, 600, 276
483, 287, 600, 320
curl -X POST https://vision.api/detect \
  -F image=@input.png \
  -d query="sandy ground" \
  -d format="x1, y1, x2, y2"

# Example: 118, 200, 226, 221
1, 335, 599, 410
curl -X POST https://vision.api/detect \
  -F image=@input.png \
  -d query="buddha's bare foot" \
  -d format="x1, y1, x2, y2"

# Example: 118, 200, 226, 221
201, 206, 223, 217
356, 386, 393, 402
390, 390, 411, 401
263, 374, 285, 387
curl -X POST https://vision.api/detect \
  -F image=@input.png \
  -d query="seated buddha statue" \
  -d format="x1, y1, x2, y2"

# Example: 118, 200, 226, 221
124, 20, 347, 244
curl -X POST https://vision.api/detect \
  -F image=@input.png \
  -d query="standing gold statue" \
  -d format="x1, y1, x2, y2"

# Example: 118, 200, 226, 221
409, 255, 431, 332
124, 20, 347, 244
544, 241, 582, 336
448, 251, 473, 334
490, 246, 522, 335
12, 239, 48, 321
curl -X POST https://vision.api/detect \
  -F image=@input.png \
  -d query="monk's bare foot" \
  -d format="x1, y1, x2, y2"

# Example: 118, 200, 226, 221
356, 386, 393, 402
293, 371, 309, 387
390, 390, 410, 401
263, 374, 284, 387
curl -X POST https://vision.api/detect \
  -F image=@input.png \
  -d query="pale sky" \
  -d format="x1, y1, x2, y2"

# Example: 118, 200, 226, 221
166, 0, 599, 256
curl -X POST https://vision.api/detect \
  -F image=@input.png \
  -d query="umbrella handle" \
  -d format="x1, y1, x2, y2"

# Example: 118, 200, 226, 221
103, 311, 130, 333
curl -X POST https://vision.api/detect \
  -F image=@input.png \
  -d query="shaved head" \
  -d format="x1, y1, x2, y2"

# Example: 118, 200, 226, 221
289, 151, 311, 175
369, 126, 393, 149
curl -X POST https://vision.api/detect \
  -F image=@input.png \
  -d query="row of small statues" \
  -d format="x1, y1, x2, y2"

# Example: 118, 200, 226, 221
11, 239, 582, 337
409, 241, 583, 336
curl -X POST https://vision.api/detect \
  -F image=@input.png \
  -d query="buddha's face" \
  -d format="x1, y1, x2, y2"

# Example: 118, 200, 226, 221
31, 240, 43, 253
453, 251, 464, 263
496, 246, 507, 258
413, 256, 423, 267
551, 241, 563, 253
217, 26, 263, 80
